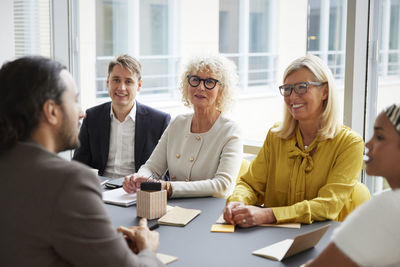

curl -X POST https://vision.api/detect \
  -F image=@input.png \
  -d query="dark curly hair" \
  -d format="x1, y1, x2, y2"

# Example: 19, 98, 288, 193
0, 56, 67, 152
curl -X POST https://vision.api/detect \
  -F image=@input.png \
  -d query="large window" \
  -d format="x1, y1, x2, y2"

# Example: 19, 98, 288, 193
73, 0, 351, 142
307, 0, 347, 80
378, 0, 400, 77
95, 0, 179, 102
6, 0, 400, 194
366, 0, 400, 194
219, 0, 276, 93
13, 0, 51, 57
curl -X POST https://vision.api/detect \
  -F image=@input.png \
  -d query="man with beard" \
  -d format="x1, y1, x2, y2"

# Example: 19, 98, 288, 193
0, 56, 164, 267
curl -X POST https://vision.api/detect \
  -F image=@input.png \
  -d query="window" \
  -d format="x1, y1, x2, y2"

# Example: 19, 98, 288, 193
307, 0, 347, 80
366, 0, 400, 194
8, 0, 398, 193
73, 0, 350, 142
94, 0, 179, 101
219, 0, 276, 92
13, 0, 51, 57
307, 0, 347, 121
378, 0, 400, 77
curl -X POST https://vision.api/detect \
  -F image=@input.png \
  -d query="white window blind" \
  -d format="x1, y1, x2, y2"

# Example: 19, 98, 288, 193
13, 0, 51, 57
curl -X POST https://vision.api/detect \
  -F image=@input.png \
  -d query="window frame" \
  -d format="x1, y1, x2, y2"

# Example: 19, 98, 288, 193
219, 0, 278, 95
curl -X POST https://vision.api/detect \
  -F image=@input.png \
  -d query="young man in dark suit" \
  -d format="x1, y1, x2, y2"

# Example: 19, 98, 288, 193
73, 55, 170, 178
0, 56, 164, 266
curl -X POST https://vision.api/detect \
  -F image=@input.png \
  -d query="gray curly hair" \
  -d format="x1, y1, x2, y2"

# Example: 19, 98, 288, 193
178, 55, 238, 112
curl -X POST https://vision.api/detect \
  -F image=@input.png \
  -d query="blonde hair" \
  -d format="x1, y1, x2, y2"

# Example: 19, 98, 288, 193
178, 55, 238, 112
274, 54, 341, 140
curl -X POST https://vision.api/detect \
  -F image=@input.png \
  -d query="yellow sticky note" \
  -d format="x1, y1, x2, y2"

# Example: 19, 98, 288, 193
210, 224, 235, 233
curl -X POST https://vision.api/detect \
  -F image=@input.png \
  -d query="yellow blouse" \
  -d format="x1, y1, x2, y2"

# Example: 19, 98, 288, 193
227, 125, 364, 224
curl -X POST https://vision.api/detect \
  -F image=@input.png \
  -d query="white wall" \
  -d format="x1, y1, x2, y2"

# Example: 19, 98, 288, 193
0, 0, 15, 65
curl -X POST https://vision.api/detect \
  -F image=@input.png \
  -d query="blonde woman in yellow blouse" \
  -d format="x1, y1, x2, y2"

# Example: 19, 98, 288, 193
224, 54, 364, 226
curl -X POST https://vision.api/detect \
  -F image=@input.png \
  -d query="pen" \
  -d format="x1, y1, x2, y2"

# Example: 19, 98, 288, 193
100, 179, 109, 186
148, 173, 160, 180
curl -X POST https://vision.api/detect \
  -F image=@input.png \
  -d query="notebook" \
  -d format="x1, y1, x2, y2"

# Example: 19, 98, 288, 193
252, 224, 330, 261
157, 253, 178, 265
102, 188, 137, 207
158, 206, 201, 226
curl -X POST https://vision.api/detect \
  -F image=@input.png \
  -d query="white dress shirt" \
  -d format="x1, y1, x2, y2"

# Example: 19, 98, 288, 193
103, 102, 136, 178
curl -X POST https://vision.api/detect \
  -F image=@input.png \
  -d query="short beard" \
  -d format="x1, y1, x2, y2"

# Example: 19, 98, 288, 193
55, 106, 79, 153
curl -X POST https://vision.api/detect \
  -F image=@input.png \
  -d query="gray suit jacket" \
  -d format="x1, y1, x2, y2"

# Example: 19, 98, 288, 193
0, 141, 164, 267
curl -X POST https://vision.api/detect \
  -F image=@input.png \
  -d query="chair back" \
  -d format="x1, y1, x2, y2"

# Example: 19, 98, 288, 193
236, 159, 251, 185
336, 182, 371, 221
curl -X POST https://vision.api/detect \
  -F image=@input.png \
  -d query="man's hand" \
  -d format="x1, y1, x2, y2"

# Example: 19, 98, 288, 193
117, 218, 160, 254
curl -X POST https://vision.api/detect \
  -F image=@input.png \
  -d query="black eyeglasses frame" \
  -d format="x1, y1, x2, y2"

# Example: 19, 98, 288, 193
187, 75, 220, 90
278, 81, 326, 97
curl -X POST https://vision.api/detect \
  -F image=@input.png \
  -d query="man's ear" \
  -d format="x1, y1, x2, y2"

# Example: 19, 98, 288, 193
137, 79, 143, 93
42, 100, 61, 126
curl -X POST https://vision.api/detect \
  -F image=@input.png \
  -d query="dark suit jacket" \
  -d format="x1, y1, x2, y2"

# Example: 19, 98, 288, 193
73, 101, 170, 176
0, 141, 164, 267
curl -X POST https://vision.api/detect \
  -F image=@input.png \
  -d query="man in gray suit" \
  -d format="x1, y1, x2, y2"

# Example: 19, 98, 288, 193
0, 56, 164, 266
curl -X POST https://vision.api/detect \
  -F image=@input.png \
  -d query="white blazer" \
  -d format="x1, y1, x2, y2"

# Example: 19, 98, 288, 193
138, 113, 243, 198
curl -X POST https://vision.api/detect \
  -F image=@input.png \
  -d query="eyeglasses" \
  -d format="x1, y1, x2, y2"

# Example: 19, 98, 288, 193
278, 81, 326, 97
187, 75, 220, 90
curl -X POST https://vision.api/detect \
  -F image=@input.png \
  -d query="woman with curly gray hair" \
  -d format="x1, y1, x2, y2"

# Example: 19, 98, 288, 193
123, 55, 243, 198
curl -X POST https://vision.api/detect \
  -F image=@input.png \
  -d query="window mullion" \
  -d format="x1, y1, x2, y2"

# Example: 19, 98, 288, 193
343, 0, 370, 185
132, 0, 139, 57
320, 0, 330, 63
381, 0, 391, 77
239, 0, 249, 90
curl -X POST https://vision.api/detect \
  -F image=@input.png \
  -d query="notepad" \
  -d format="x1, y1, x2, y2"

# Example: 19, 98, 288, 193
210, 224, 235, 233
252, 224, 330, 261
260, 223, 301, 229
102, 188, 137, 207
157, 253, 178, 265
216, 214, 301, 228
158, 206, 201, 226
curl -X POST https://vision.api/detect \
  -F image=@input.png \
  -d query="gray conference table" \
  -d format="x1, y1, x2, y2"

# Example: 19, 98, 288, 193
104, 196, 339, 267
